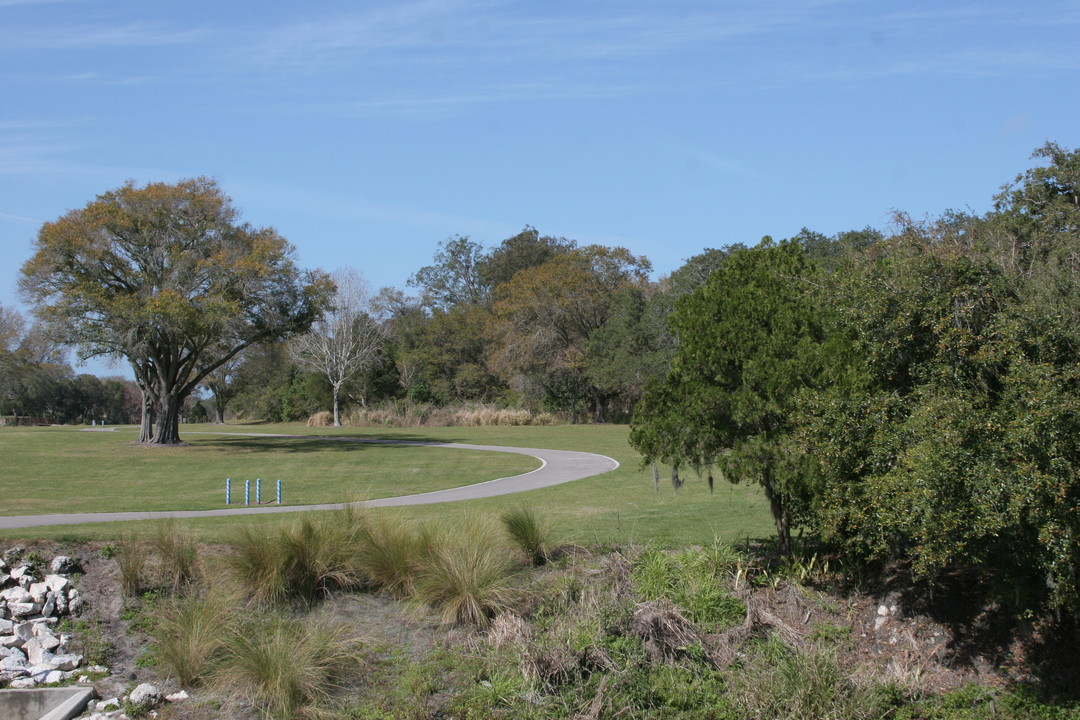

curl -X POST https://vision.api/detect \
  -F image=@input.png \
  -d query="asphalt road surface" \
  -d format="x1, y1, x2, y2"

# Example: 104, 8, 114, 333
0, 430, 620, 530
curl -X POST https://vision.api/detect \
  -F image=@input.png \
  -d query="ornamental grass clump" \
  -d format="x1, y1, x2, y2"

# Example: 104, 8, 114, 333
149, 518, 200, 591
413, 519, 516, 628
115, 533, 147, 598
226, 507, 366, 607
151, 588, 238, 687
354, 513, 428, 598
216, 616, 360, 720
500, 506, 554, 566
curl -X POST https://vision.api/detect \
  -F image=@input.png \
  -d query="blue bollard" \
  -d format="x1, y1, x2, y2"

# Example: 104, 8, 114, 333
276, 479, 281, 504
245, 480, 250, 506
256, 478, 261, 505
226, 478, 231, 505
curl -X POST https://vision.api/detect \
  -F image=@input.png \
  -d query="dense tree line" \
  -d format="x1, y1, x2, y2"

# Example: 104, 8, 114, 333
631, 142, 1080, 617
10, 145, 1079, 618
0, 305, 142, 424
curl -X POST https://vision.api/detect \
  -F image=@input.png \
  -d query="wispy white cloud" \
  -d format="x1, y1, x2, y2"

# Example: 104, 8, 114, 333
0, 210, 40, 225
2, 20, 211, 50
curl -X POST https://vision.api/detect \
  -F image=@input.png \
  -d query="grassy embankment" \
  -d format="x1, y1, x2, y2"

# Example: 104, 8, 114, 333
0, 423, 775, 546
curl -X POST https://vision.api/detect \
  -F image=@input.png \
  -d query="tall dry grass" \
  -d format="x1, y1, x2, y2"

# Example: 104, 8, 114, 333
340, 402, 559, 428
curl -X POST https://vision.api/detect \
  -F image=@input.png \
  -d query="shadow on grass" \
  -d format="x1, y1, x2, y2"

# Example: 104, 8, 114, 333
188, 433, 467, 454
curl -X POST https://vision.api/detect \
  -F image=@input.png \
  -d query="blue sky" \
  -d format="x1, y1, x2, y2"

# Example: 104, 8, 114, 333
2, 0, 1078, 376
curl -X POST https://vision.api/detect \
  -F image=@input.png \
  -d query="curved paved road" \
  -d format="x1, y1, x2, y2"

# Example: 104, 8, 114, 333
0, 431, 620, 530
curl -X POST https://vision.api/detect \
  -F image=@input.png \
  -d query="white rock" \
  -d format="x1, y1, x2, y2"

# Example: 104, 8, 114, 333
0, 653, 27, 670
0, 618, 12, 634
0, 634, 21, 649
51, 653, 82, 671
97, 697, 121, 711
165, 690, 189, 702
1, 586, 31, 603
0, 645, 26, 661
50, 556, 77, 574
51, 590, 68, 615
876, 604, 888, 616
44, 669, 65, 683
28, 581, 50, 603
129, 682, 164, 708
26, 643, 56, 667
9, 601, 41, 617
44, 574, 70, 593
874, 616, 887, 630
31, 622, 58, 640
10, 566, 31, 581
15, 622, 34, 641
9, 676, 36, 688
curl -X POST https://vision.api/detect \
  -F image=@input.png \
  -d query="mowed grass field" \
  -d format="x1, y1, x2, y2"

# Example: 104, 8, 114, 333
0, 423, 775, 547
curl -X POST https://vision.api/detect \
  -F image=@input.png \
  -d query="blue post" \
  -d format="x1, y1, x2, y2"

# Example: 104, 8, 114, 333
256, 478, 261, 505
276, 479, 281, 504
245, 480, 250, 506
226, 478, 231, 505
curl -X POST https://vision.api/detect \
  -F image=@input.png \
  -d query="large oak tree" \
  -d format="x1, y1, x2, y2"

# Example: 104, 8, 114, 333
19, 177, 332, 444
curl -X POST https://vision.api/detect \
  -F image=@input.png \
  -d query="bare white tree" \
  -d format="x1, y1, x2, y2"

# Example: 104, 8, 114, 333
290, 269, 385, 426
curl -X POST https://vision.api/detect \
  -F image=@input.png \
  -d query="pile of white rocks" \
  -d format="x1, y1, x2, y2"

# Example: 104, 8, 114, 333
83, 684, 188, 719
0, 549, 92, 688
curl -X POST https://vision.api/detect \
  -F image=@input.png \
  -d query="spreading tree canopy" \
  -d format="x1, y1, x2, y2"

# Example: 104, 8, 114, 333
19, 177, 332, 444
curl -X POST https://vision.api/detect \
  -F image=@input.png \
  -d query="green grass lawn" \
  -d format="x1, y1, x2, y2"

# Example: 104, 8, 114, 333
0, 422, 776, 547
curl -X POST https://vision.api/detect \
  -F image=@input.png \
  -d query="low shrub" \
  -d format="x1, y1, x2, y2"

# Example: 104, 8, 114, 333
632, 546, 746, 633
726, 637, 886, 720
346, 401, 562, 427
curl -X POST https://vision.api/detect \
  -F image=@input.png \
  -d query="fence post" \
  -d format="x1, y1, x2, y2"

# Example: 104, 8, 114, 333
256, 478, 261, 505
226, 478, 231, 505
245, 480, 250, 506
276, 479, 281, 504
